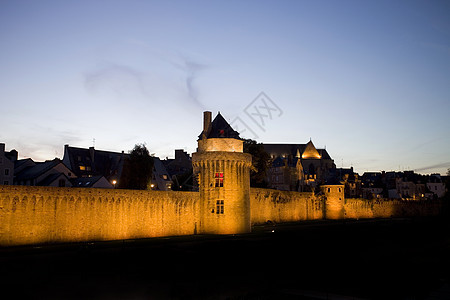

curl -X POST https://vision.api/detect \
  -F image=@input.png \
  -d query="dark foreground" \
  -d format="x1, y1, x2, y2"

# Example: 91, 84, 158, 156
1, 217, 450, 300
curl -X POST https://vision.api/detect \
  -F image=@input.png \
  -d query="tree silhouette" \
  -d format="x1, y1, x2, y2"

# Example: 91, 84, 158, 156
243, 139, 270, 188
119, 144, 154, 190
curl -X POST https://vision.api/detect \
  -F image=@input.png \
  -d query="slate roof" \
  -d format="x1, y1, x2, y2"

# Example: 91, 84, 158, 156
14, 158, 35, 173
38, 173, 71, 187
263, 143, 333, 161
198, 112, 240, 140
318, 149, 332, 160
15, 159, 62, 181
14, 158, 73, 186
71, 175, 105, 188
263, 143, 306, 158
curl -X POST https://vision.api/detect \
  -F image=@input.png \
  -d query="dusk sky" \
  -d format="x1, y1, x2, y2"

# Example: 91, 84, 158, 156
1, 0, 449, 175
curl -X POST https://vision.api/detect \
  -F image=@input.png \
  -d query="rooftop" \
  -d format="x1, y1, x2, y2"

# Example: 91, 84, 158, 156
198, 112, 240, 140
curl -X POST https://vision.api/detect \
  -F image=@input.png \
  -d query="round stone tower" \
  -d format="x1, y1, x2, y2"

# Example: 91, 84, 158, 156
192, 111, 252, 234
321, 184, 345, 219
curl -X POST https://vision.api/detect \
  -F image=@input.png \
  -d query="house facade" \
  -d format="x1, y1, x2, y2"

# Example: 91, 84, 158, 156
62, 145, 128, 184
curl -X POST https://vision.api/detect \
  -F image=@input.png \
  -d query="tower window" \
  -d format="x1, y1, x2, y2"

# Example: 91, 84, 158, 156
215, 172, 223, 187
216, 200, 224, 214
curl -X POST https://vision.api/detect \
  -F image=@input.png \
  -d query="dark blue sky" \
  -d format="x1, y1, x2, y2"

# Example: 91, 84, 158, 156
1, 0, 449, 174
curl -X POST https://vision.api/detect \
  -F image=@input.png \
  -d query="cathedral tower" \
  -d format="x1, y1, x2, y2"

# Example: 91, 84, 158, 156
192, 111, 252, 234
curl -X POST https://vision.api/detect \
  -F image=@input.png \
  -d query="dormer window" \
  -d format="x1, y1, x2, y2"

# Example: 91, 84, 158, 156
215, 172, 223, 187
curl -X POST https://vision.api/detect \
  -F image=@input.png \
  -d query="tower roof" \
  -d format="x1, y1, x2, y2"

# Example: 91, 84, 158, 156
198, 112, 240, 140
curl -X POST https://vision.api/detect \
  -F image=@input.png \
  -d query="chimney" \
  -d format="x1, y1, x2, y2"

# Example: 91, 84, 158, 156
203, 111, 212, 137
89, 146, 95, 163
0, 143, 5, 154
9, 149, 18, 162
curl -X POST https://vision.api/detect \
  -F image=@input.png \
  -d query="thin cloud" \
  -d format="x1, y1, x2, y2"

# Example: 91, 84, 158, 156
167, 54, 208, 109
84, 63, 150, 100
414, 162, 450, 173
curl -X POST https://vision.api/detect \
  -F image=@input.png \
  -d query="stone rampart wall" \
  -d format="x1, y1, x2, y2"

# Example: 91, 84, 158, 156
0, 186, 443, 247
0, 186, 199, 246
344, 198, 442, 219
250, 188, 322, 224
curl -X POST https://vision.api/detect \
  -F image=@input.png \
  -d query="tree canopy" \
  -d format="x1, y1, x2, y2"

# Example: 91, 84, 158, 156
119, 143, 154, 190
243, 139, 270, 188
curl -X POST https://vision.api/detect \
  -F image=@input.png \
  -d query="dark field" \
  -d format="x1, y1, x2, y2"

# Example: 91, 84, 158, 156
1, 217, 449, 299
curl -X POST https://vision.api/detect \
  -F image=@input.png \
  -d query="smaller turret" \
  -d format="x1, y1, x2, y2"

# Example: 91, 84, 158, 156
322, 184, 345, 219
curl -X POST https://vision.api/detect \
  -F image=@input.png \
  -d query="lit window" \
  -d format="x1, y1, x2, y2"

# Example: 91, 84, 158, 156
216, 200, 224, 214
79, 165, 86, 171
215, 172, 223, 187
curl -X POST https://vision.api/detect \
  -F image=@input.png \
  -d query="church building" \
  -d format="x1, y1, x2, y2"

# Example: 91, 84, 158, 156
263, 141, 336, 191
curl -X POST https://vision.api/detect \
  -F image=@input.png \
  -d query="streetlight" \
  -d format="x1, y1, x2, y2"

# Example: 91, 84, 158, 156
112, 180, 117, 188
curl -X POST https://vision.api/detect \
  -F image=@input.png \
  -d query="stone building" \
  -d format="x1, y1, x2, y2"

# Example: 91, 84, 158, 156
192, 111, 252, 234
427, 174, 446, 198
263, 140, 336, 191
0, 143, 16, 185
329, 167, 362, 198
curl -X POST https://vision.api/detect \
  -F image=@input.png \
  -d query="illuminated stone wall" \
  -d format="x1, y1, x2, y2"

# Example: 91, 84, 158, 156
197, 138, 243, 153
250, 188, 442, 225
344, 198, 442, 219
250, 188, 323, 224
0, 185, 199, 246
0, 185, 443, 247
192, 151, 252, 234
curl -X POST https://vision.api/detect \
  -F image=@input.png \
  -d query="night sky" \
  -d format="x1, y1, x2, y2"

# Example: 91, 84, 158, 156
1, 0, 449, 175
